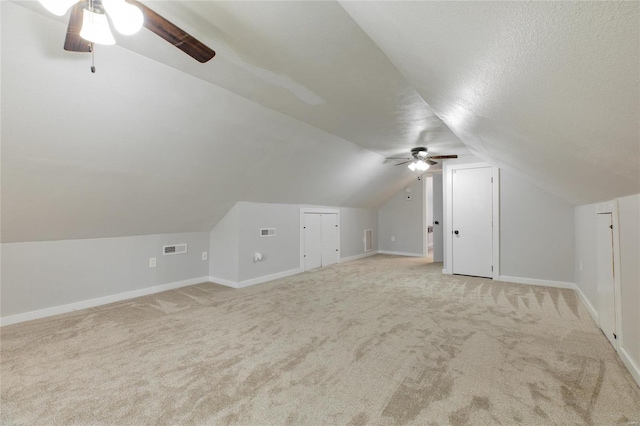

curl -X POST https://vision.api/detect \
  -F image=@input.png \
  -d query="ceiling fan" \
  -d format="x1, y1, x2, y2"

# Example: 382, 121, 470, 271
38, 0, 215, 68
387, 147, 458, 171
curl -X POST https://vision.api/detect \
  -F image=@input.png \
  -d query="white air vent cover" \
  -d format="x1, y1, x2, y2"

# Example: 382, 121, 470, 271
163, 243, 187, 255
260, 228, 276, 237
364, 229, 373, 252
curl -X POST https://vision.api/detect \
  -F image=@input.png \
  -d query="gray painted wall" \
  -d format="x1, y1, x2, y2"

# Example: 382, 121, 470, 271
340, 207, 378, 259
209, 204, 240, 282
617, 194, 640, 373
237, 202, 301, 282
499, 170, 575, 282
378, 177, 425, 255
209, 202, 379, 284
1, 232, 209, 318
441, 157, 575, 282
574, 204, 598, 306
574, 194, 640, 380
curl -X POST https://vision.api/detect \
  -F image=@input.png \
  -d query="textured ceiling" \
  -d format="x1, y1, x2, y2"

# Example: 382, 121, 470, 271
340, 1, 640, 204
2, 1, 638, 243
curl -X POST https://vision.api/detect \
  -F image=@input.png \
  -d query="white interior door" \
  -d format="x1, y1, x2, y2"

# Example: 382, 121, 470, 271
304, 213, 322, 271
451, 167, 493, 278
321, 214, 339, 267
432, 174, 444, 262
597, 213, 617, 348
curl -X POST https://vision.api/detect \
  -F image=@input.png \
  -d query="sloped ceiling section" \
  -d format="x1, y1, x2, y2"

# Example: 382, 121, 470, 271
0, 2, 419, 243
340, 1, 640, 205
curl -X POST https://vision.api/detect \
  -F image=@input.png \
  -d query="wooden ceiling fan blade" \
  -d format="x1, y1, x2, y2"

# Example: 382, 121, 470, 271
428, 155, 458, 160
395, 161, 411, 166
64, 2, 91, 52
127, 0, 215, 63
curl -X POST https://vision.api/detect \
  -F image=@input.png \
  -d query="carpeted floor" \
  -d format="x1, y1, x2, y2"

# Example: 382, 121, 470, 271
1, 255, 639, 425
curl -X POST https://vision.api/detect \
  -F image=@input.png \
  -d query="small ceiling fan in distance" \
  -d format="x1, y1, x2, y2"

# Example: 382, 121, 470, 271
388, 147, 457, 171
37, 0, 215, 71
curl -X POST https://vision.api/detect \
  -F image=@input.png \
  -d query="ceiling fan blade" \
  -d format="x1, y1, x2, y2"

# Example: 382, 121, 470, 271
428, 155, 458, 160
64, 2, 91, 52
386, 157, 411, 160
395, 161, 411, 166
127, 0, 215, 63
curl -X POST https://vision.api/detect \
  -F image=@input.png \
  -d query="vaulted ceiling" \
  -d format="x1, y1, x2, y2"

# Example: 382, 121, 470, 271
2, 1, 638, 243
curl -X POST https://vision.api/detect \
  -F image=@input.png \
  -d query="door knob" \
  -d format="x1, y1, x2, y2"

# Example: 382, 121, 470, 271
454, 230, 459, 235
434, 221, 439, 225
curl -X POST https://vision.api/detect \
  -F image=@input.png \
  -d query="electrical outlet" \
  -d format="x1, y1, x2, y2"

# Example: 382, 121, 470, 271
391, 236, 395, 242
254, 252, 263, 262
202, 252, 208, 261
149, 257, 156, 268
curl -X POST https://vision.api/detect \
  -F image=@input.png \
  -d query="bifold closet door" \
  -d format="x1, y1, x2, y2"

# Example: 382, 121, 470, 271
321, 214, 339, 267
303, 213, 339, 271
304, 214, 322, 271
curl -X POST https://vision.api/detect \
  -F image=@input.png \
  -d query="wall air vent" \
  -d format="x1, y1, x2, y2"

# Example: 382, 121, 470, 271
260, 228, 276, 237
364, 229, 373, 252
163, 243, 187, 255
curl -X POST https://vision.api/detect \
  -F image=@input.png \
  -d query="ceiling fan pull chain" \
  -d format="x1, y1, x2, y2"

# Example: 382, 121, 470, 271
90, 42, 96, 73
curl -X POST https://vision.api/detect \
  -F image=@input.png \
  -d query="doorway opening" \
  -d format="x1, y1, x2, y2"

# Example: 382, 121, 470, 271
424, 173, 444, 264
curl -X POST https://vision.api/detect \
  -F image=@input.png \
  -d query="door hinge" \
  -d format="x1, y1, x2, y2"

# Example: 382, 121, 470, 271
613, 333, 617, 339
491, 266, 493, 271
491, 177, 493, 183
609, 225, 613, 230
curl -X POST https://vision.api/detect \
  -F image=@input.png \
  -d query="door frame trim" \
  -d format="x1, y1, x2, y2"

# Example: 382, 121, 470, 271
596, 201, 623, 352
299, 208, 341, 271
443, 162, 500, 279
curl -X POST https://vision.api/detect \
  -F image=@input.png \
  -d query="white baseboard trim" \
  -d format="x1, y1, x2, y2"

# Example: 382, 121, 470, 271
574, 285, 599, 324
619, 346, 640, 388
498, 275, 575, 290
0, 276, 209, 327
209, 268, 303, 290
237, 268, 302, 288
207, 275, 238, 288
340, 251, 378, 263
378, 250, 424, 257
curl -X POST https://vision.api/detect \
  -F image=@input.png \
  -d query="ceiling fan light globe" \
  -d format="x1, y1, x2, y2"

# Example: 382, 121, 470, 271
416, 160, 429, 171
407, 162, 417, 171
80, 9, 116, 45
38, 0, 77, 16
104, 0, 144, 35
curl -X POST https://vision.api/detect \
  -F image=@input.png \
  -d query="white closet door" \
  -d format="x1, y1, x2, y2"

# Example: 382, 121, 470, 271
321, 213, 339, 266
304, 213, 322, 271
597, 213, 617, 349
451, 167, 493, 278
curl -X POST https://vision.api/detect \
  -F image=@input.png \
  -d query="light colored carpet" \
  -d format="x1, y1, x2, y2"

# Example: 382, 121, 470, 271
1, 255, 639, 425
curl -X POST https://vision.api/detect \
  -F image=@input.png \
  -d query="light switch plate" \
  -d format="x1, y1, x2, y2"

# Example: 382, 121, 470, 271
149, 257, 157, 268
202, 252, 208, 261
